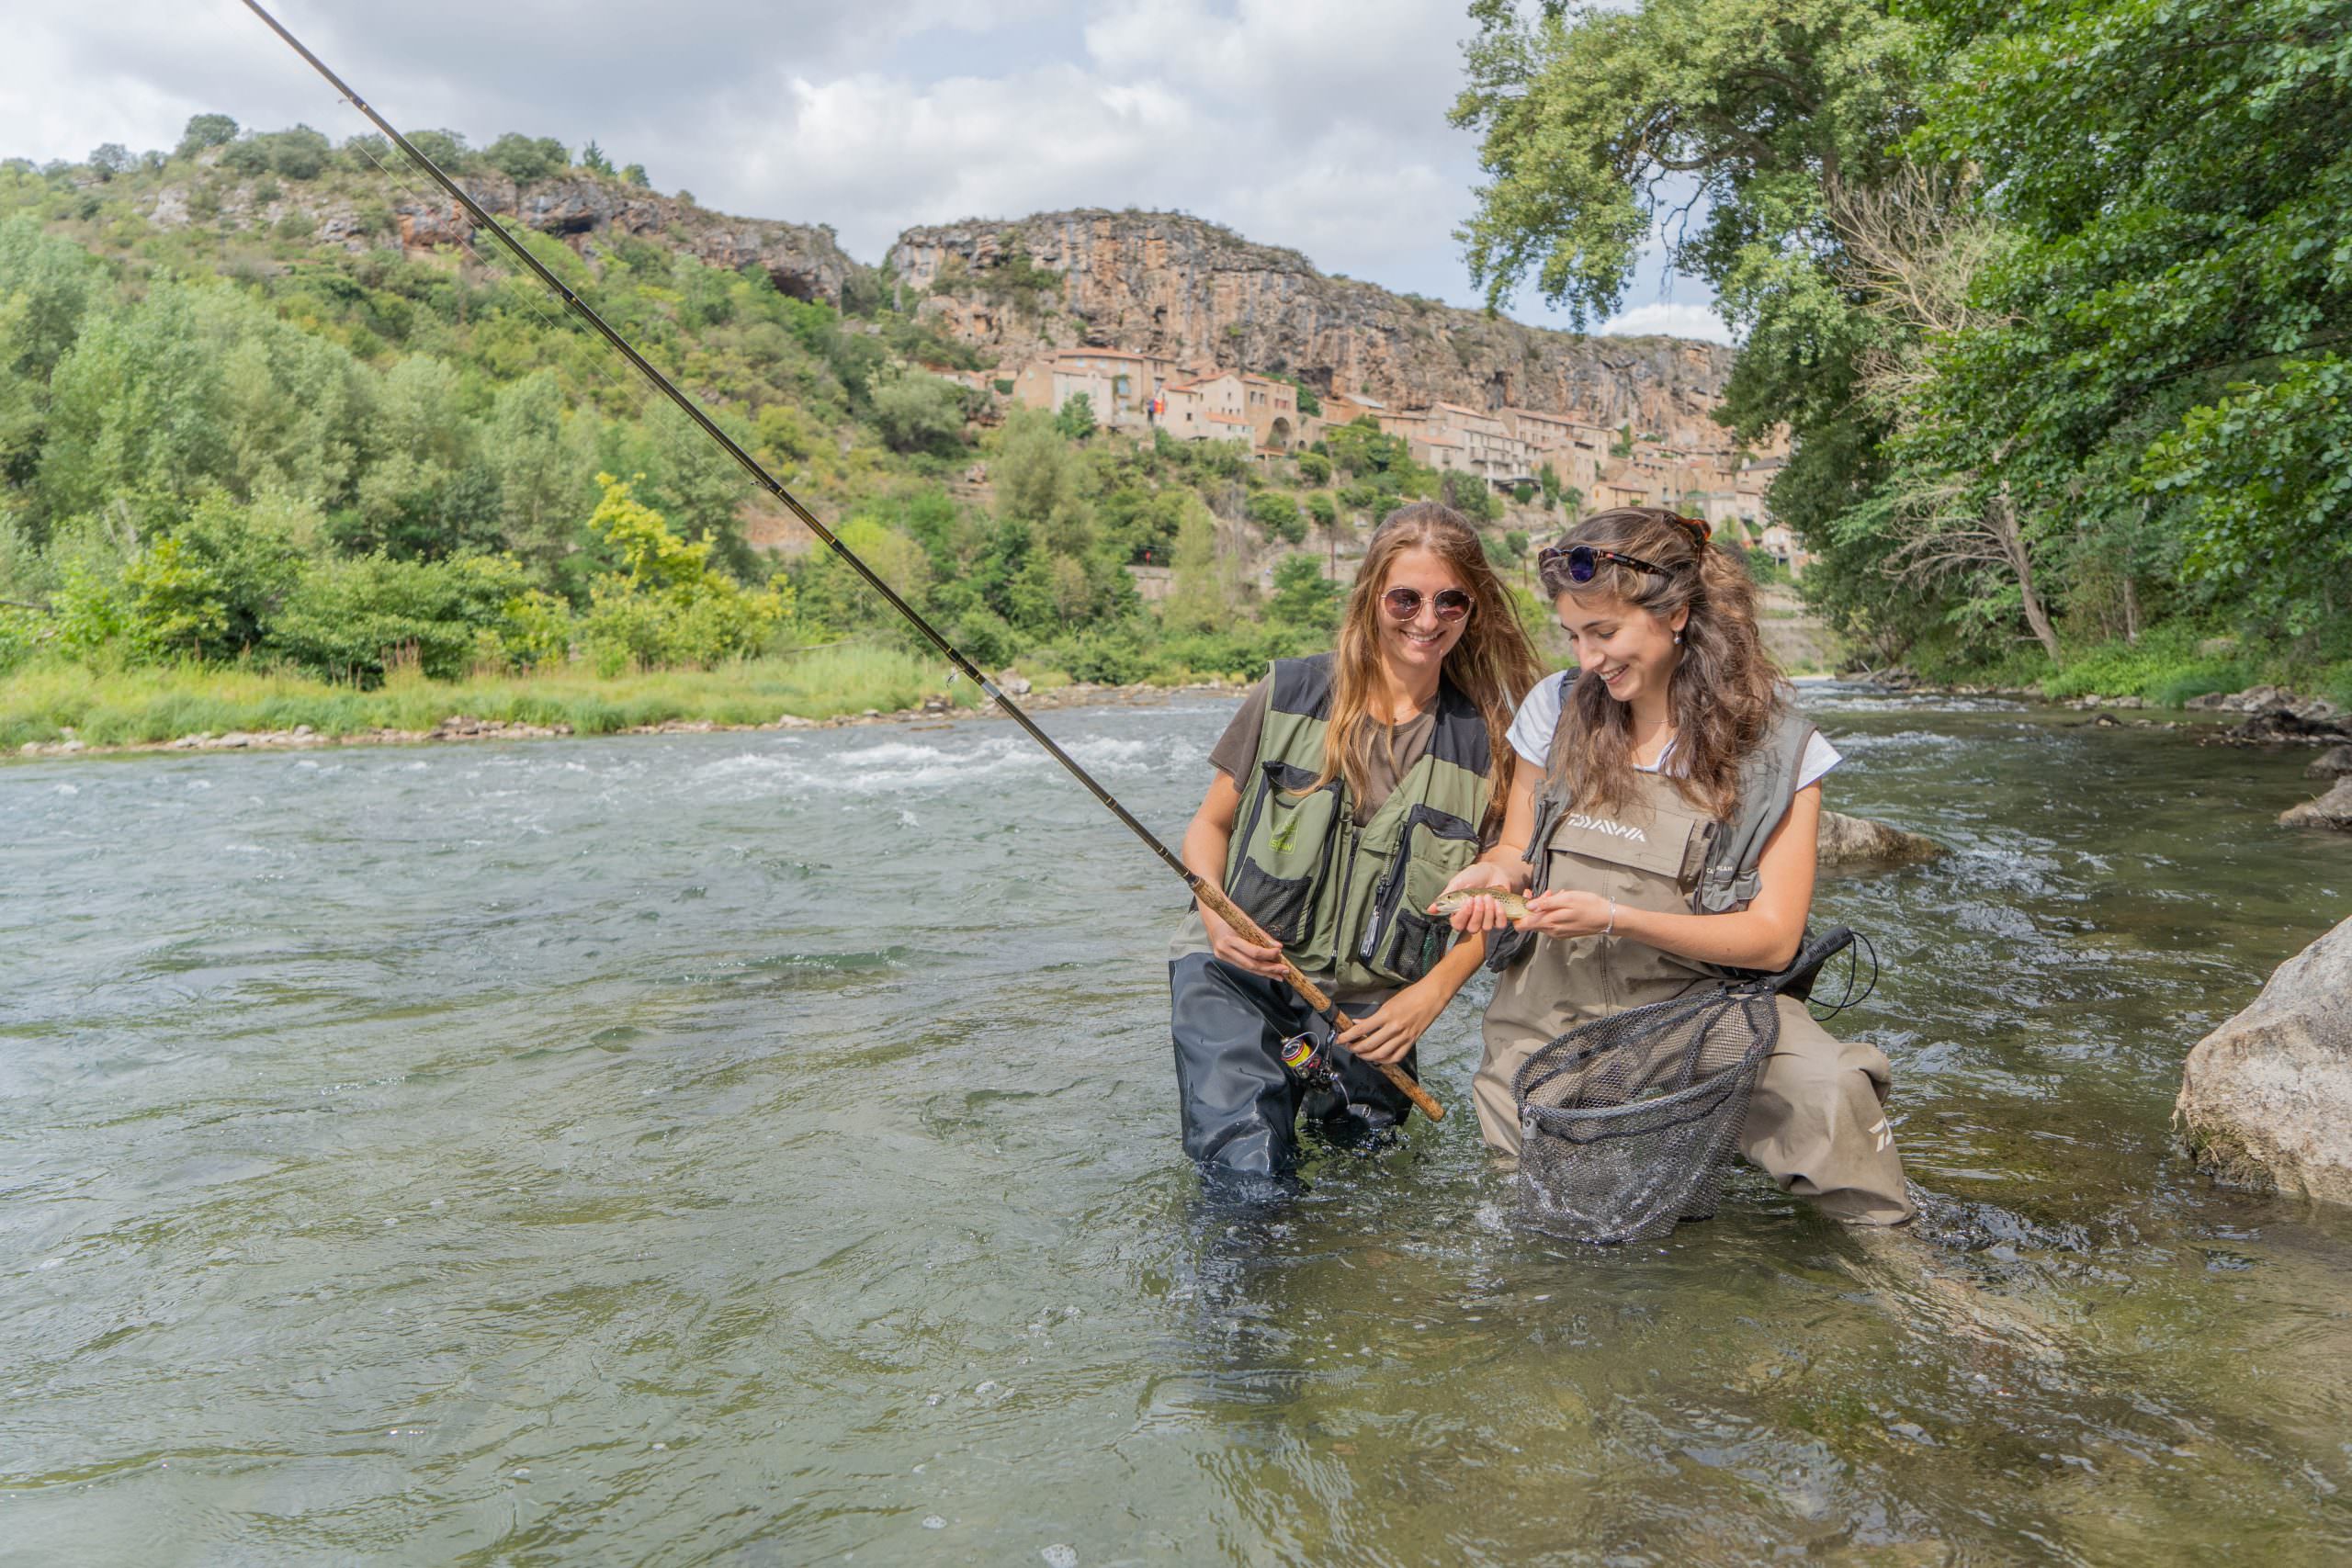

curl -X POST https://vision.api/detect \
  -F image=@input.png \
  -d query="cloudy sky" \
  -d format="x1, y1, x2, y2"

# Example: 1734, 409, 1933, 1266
0, 0, 1728, 343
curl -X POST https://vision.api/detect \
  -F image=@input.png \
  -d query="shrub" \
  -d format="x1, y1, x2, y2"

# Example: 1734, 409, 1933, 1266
483, 133, 567, 183
1304, 491, 1337, 528
274, 552, 535, 682
176, 115, 239, 158
1246, 490, 1306, 543
870, 374, 969, 455
575, 472, 794, 671
1295, 451, 1332, 484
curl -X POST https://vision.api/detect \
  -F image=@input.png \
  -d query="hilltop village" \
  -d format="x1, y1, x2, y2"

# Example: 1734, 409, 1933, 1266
947, 345, 1804, 572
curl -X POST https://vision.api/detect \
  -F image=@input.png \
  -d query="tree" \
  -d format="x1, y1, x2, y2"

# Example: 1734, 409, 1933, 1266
1907, 0, 2352, 635
622, 164, 650, 188
484, 134, 567, 183
871, 375, 969, 455
87, 144, 131, 181
995, 410, 1080, 525
175, 115, 238, 158
1247, 490, 1306, 544
1054, 391, 1097, 441
1161, 496, 1233, 635
1267, 554, 1342, 635
1453, 0, 1950, 652
580, 140, 614, 175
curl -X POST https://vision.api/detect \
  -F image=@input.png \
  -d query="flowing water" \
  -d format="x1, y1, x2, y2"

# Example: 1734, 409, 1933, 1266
5, 687, 2351, 1565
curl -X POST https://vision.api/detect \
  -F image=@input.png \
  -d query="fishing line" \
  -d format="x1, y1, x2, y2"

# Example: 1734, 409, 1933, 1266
233, 0, 1446, 1123
1808, 929, 1878, 1023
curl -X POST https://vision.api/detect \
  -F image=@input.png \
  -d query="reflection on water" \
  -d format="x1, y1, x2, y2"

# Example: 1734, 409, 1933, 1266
4, 688, 2350, 1562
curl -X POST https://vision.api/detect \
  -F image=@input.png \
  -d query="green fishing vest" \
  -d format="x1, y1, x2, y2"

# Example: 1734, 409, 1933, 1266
1222, 655, 1493, 991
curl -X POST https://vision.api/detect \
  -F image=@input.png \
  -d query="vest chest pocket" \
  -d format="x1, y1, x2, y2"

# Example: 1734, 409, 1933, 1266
1227, 760, 1342, 946
1359, 802, 1480, 985
1547, 806, 1713, 890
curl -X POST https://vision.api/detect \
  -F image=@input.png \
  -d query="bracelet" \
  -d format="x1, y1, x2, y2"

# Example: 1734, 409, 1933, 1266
1604, 897, 1616, 937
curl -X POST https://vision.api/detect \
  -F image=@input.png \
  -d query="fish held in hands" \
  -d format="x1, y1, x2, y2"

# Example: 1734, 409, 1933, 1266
1428, 886, 1531, 921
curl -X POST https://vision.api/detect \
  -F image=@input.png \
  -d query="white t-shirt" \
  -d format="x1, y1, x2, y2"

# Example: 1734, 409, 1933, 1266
1505, 671, 1841, 789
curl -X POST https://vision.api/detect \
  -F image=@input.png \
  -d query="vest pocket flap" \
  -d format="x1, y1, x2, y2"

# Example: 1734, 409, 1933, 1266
1548, 808, 1702, 879
1227, 860, 1315, 947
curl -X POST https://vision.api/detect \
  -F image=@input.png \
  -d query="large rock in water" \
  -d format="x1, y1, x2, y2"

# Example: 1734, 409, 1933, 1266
2176, 916, 2352, 1203
2281, 779, 2352, 830
1815, 810, 1944, 868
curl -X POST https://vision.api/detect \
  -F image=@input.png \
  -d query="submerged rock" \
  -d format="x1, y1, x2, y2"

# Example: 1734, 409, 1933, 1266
2176, 915, 2352, 1204
1816, 810, 1944, 868
2280, 779, 2352, 831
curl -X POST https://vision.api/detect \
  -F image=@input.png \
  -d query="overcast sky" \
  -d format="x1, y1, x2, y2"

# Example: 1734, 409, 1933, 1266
0, 0, 1728, 343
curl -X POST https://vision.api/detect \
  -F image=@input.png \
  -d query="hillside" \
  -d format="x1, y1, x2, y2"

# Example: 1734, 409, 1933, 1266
891, 210, 1736, 446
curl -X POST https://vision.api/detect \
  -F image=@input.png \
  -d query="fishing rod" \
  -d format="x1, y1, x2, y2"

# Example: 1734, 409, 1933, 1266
236, 0, 1444, 1123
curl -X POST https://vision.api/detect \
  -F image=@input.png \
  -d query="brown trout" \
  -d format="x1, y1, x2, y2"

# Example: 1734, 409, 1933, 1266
1428, 886, 1531, 921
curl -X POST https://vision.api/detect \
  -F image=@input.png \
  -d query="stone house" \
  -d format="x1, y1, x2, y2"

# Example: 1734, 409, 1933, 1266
1010, 348, 1175, 430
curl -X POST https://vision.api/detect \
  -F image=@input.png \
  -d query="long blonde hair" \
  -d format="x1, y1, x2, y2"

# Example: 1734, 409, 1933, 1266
1537, 506, 1781, 821
1314, 502, 1544, 838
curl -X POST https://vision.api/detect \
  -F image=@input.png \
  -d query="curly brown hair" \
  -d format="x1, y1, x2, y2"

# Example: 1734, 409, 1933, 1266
1316, 502, 1544, 838
1536, 506, 1782, 822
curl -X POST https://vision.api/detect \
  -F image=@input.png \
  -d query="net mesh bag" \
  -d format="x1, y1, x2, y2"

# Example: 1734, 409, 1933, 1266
1512, 987, 1780, 1245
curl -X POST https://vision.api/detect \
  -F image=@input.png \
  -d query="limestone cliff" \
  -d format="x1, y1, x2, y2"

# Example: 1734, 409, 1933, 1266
887, 210, 1736, 446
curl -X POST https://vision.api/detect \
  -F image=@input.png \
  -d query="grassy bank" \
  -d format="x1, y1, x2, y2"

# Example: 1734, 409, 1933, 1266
1906, 621, 2352, 707
0, 645, 999, 750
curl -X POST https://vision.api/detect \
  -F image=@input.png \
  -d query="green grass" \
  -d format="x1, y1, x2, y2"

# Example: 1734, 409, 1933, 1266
0, 645, 984, 750
1908, 619, 2352, 708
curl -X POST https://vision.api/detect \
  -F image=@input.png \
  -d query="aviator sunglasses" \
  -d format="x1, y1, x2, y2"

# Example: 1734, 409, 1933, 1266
1382, 586, 1475, 623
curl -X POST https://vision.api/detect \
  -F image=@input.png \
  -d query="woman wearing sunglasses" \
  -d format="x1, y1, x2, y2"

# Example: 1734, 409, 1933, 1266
1169, 502, 1544, 1178
1436, 506, 1913, 1224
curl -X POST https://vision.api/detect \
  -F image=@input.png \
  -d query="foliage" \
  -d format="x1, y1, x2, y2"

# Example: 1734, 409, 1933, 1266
272, 552, 535, 682
870, 374, 970, 455
176, 115, 239, 158
575, 472, 792, 671
1054, 391, 1097, 441
1246, 489, 1306, 544
1267, 555, 1342, 635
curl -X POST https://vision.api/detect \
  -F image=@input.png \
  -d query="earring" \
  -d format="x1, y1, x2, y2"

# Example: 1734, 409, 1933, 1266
1673, 631, 1683, 646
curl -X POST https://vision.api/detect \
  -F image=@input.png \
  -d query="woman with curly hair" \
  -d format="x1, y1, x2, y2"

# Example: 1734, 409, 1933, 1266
1438, 506, 1912, 1224
1169, 502, 1544, 1178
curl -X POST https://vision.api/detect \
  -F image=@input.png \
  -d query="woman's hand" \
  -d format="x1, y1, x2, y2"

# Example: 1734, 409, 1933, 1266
1517, 888, 1613, 942
1433, 860, 1531, 934
1337, 976, 1448, 1065
1201, 899, 1290, 980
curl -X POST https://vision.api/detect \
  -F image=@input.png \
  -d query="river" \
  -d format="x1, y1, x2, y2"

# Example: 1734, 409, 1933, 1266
4, 686, 2349, 1563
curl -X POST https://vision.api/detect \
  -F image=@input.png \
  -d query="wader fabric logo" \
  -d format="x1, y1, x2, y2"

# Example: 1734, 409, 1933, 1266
1563, 812, 1647, 844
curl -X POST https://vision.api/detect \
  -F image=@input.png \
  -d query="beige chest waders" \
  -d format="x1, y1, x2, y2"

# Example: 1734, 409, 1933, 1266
1476, 770, 1914, 1226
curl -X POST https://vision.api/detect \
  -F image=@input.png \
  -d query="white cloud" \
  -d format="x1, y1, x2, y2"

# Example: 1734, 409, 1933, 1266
0, 0, 1725, 340
1599, 302, 1733, 344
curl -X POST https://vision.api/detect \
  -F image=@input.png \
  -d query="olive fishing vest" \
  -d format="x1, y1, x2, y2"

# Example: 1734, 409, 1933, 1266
1223, 655, 1493, 992
1487, 679, 1818, 972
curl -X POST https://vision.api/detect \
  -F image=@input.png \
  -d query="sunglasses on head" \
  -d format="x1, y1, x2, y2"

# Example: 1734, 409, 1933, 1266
1382, 586, 1474, 623
1538, 543, 1672, 583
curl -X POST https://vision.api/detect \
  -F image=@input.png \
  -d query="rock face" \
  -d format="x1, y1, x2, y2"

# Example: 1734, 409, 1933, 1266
395, 177, 861, 307
2177, 916, 2352, 1203
2282, 779, 2352, 830
888, 210, 1740, 446
1815, 810, 1944, 869
141, 170, 864, 309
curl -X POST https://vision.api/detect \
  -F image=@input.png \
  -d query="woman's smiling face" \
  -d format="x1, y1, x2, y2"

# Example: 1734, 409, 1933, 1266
1377, 546, 1471, 677
1555, 589, 1687, 707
